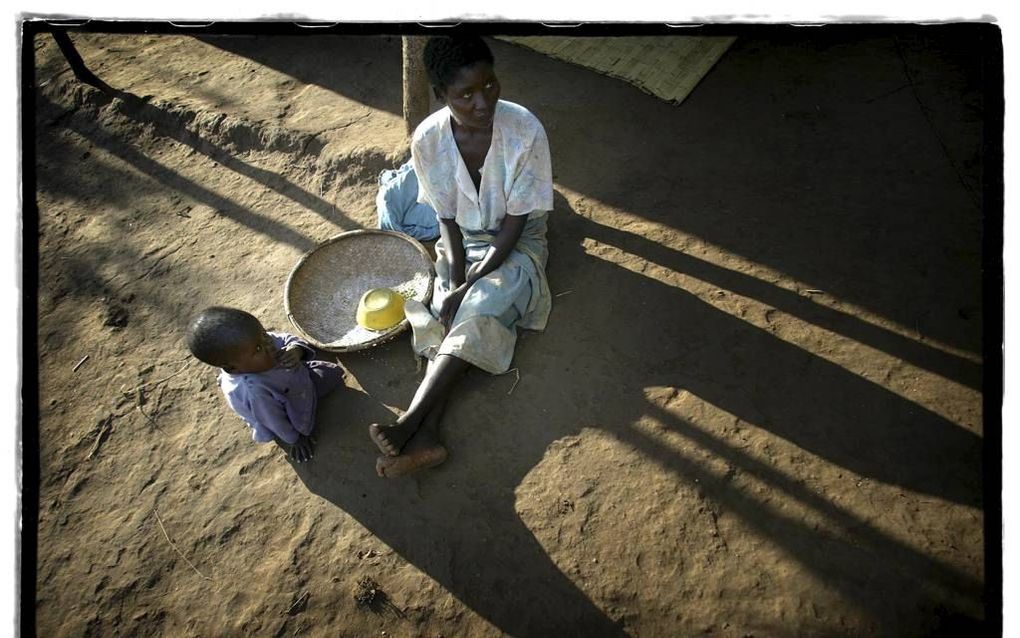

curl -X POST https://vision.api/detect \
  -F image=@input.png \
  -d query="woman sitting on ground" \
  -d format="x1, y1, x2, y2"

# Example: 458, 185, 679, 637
370, 35, 554, 477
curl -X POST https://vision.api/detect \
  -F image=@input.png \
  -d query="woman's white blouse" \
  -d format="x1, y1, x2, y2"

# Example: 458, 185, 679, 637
410, 100, 554, 232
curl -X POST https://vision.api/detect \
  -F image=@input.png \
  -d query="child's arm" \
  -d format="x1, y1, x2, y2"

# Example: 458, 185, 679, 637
247, 393, 315, 462
273, 332, 316, 369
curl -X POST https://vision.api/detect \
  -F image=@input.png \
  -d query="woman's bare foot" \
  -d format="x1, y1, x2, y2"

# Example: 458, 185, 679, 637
376, 445, 448, 478
368, 423, 402, 457
369, 416, 424, 456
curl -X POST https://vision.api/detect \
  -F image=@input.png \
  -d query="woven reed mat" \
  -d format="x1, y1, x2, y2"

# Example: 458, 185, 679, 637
497, 35, 736, 105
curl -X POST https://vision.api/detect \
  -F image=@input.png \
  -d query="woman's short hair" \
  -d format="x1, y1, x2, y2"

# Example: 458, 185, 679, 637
186, 306, 262, 366
423, 35, 495, 94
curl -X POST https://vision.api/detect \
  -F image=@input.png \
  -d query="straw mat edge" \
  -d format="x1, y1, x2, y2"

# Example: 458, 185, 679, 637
497, 35, 736, 105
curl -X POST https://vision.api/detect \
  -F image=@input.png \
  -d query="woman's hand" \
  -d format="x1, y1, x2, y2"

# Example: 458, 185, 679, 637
438, 283, 469, 331
458, 214, 527, 290
465, 261, 483, 281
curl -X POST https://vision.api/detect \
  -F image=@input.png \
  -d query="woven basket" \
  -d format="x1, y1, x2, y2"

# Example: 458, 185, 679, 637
285, 229, 435, 352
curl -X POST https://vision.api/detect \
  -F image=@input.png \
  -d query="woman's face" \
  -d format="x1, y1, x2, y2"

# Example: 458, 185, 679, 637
441, 60, 500, 130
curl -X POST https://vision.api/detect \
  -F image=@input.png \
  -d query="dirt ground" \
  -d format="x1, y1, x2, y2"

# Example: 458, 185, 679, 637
28, 25, 992, 637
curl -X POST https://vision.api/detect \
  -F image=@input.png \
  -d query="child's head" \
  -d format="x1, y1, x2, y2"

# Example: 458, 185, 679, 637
186, 307, 276, 374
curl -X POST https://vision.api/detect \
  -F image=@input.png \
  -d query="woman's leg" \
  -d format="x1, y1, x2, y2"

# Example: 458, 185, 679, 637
369, 353, 470, 456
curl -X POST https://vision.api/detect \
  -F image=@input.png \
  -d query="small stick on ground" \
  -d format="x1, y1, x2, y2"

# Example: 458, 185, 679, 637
285, 591, 310, 616
121, 360, 193, 396
137, 384, 167, 428
153, 509, 212, 581
38, 66, 73, 88
136, 402, 159, 427
555, 290, 575, 298
72, 355, 90, 372
501, 368, 520, 395
86, 416, 114, 460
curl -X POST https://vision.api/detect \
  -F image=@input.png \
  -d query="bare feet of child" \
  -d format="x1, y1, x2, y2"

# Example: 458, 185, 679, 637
376, 444, 448, 478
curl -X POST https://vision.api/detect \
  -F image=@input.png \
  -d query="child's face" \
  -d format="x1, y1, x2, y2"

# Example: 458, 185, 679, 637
222, 329, 277, 374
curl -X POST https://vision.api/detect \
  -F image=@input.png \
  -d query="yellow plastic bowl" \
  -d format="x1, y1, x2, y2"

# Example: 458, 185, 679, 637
356, 288, 406, 331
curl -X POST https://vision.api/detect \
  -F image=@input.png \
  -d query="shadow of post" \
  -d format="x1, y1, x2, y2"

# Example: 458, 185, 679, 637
546, 193, 983, 510
612, 406, 985, 630
577, 219, 982, 391
62, 81, 359, 230
105, 90, 360, 230
43, 94, 320, 253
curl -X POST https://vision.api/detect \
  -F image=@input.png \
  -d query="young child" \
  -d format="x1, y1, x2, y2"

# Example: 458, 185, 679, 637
186, 306, 345, 463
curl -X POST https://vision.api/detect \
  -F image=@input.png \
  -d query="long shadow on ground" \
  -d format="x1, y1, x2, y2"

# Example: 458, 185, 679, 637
38, 96, 321, 253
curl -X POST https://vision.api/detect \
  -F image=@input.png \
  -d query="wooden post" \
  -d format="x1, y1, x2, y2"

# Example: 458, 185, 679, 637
402, 36, 430, 137
51, 30, 113, 93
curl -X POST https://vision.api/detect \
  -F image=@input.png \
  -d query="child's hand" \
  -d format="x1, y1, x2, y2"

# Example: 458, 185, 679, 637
276, 344, 304, 368
289, 434, 316, 463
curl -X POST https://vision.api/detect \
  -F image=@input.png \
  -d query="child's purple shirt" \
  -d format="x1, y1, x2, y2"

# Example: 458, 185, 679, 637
218, 331, 319, 445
